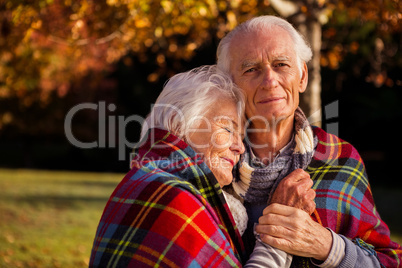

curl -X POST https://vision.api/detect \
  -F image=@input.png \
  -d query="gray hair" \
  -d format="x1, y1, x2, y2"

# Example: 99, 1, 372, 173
140, 65, 245, 140
216, 15, 312, 75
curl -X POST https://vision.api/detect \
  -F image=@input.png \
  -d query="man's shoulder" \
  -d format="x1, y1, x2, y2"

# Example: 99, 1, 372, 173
309, 127, 371, 215
309, 126, 370, 196
311, 126, 362, 163
311, 126, 348, 146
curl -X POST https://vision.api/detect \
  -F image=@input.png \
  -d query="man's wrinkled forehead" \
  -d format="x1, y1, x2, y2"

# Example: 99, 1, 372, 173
230, 29, 295, 62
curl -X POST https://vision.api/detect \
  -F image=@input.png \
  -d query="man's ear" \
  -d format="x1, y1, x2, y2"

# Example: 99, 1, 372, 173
299, 62, 308, 93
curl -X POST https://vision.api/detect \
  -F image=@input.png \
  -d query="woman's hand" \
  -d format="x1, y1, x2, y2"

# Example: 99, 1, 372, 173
255, 203, 332, 261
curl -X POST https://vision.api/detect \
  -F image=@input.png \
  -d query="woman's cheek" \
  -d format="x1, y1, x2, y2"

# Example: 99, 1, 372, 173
212, 132, 231, 148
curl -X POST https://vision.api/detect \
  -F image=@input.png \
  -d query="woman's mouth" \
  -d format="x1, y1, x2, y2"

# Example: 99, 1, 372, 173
221, 157, 234, 166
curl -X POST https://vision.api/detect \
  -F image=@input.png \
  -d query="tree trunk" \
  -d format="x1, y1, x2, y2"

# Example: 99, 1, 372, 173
295, 17, 322, 127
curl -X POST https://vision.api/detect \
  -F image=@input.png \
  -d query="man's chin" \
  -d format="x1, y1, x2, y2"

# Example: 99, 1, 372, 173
251, 113, 290, 126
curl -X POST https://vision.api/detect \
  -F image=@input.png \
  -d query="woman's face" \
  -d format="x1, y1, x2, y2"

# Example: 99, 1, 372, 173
186, 99, 245, 187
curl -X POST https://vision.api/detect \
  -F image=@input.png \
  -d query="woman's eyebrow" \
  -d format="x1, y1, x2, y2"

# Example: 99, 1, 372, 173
216, 118, 240, 130
216, 117, 238, 125
230, 119, 243, 133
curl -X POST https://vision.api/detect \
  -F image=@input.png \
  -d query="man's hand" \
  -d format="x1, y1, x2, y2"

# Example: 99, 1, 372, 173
256, 203, 333, 261
269, 169, 316, 214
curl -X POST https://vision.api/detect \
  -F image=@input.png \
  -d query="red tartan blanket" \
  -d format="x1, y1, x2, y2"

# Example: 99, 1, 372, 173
89, 129, 245, 267
290, 126, 402, 267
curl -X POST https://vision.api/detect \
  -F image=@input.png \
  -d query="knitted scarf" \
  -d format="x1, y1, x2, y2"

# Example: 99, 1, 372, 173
233, 107, 317, 205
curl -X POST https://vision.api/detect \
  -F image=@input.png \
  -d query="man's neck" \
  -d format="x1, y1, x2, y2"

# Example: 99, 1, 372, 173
247, 116, 294, 165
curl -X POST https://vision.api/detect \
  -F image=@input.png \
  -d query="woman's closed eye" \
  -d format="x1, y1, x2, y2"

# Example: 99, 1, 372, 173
224, 127, 233, 133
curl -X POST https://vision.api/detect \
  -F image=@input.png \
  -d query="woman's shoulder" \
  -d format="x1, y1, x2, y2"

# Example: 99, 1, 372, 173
101, 167, 214, 236
113, 165, 202, 202
92, 167, 240, 268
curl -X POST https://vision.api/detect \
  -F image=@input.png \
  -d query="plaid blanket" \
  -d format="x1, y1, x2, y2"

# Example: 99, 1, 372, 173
89, 128, 245, 267
291, 126, 401, 267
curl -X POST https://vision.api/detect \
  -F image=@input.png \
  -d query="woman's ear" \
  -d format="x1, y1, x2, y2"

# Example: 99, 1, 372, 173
299, 62, 308, 93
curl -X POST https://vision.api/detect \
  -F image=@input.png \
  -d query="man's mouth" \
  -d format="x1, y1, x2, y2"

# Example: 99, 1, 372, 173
258, 96, 285, 104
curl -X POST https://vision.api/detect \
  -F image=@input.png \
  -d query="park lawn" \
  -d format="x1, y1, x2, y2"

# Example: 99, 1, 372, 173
0, 168, 401, 267
0, 169, 123, 268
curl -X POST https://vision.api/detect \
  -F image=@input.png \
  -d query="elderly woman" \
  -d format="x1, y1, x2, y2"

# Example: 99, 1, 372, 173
89, 65, 294, 267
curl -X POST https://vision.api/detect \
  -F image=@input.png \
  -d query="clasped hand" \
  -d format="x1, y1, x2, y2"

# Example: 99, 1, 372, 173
255, 169, 332, 261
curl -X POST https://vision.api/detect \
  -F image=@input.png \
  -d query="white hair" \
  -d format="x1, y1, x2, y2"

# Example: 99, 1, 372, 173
140, 65, 245, 140
216, 15, 312, 75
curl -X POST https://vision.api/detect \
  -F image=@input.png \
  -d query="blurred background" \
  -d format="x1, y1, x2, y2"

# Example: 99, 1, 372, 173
0, 0, 401, 267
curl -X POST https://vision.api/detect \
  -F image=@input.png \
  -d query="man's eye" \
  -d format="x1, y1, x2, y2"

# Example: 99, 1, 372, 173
244, 68, 256, 73
276, 63, 288, 67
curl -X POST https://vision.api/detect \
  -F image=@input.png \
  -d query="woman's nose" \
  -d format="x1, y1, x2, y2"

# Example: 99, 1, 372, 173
230, 133, 245, 155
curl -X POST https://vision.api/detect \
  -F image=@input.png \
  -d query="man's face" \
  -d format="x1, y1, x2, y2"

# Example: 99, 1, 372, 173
229, 26, 308, 127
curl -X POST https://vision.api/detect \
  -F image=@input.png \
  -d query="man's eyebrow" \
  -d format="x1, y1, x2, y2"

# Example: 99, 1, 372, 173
240, 56, 290, 69
240, 60, 259, 70
274, 56, 290, 61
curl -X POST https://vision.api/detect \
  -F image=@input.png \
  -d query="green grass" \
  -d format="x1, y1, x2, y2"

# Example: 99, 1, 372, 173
0, 169, 401, 267
0, 169, 123, 268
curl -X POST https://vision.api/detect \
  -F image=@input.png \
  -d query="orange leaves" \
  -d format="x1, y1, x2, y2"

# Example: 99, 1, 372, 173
1, 0, 400, 107
320, 0, 401, 91
0, 0, 270, 99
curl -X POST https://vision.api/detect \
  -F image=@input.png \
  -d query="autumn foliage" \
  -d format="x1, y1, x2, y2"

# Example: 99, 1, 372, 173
0, 0, 401, 140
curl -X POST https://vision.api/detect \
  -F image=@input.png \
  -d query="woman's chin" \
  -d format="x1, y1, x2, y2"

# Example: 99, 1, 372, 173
214, 171, 233, 188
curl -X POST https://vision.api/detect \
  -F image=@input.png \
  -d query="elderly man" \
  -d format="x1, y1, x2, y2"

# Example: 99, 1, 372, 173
217, 16, 402, 267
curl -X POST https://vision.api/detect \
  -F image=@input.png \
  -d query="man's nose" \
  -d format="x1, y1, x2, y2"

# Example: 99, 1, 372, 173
260, 67, 279, 89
